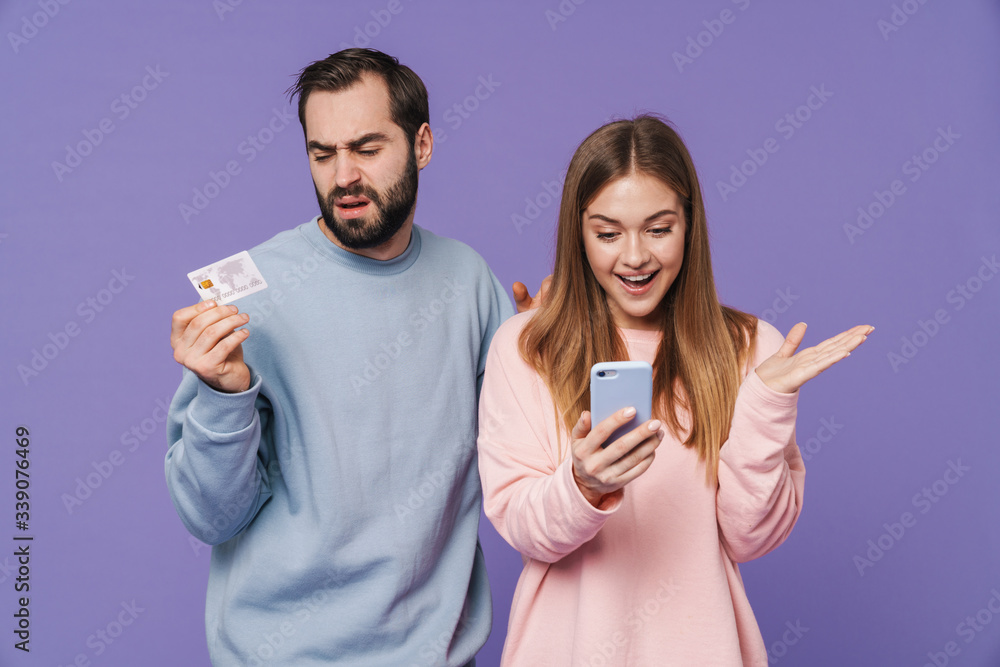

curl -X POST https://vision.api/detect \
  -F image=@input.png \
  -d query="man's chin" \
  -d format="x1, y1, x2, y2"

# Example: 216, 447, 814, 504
325, 217, 394, 250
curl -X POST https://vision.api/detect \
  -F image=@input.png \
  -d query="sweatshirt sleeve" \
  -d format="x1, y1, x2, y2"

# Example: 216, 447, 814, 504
477, 316, 620, 564
164, 368, 273, 545
716, 321, 805, 563
475, 264, 516, 397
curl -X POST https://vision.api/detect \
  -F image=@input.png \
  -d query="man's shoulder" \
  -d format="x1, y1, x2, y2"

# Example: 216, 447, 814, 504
247, 221, 313, 260
415, 225, 491, 273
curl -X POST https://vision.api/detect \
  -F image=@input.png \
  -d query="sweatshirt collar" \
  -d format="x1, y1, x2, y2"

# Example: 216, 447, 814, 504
301, 216, 422, 276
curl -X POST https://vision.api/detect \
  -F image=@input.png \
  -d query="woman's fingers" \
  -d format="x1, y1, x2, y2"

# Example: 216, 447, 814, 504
572, 416, 663, 505
776, 322, 808, 358
571, 411, 592, 441
582, 407, 637, 456
605, 428, 660, 479
757, 324, 875, 393
808, 325, 873, 355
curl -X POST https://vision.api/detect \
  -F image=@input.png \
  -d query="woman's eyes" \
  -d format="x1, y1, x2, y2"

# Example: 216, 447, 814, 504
594, 228, 672, 242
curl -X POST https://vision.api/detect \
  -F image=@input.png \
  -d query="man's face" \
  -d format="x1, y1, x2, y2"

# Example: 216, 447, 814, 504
304, 75, 419, 251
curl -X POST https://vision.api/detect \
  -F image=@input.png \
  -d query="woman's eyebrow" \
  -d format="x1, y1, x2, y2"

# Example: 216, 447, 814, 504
586, 209, 679, 224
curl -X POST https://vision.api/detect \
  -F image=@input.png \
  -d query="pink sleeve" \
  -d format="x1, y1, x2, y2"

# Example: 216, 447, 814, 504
716, 320, 806, 563
477, 315, 620, 564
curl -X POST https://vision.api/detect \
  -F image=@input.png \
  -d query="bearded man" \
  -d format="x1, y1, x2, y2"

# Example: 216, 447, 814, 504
165, 49, 515, 666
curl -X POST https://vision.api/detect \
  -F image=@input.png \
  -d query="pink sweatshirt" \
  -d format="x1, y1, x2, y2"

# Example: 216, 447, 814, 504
477, 312, 805, 666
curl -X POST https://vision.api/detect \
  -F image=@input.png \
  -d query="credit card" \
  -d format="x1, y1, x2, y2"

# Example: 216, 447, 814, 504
186, 250, 268, 304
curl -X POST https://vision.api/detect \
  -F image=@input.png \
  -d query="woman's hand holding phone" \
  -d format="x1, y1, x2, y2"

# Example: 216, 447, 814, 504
570, 410, 663, 508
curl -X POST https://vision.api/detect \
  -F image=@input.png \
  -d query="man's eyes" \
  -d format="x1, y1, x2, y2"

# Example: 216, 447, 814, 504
313, 149, 380, 162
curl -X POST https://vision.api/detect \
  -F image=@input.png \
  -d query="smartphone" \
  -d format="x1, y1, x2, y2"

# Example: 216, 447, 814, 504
589, 361, 653, 448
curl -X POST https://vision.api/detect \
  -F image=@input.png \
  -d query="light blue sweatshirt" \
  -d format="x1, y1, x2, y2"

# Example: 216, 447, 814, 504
165, 218, 513, 666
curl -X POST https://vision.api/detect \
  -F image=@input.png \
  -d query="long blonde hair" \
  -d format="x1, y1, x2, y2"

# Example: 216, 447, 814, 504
518, 115, 757, 484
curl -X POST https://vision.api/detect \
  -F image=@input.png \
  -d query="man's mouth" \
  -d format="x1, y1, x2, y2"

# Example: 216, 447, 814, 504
615, 271, 658, 293
335, 196, 372, 218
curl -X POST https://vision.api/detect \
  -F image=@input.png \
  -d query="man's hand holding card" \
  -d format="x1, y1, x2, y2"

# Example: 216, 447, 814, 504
171, 251, 269, 394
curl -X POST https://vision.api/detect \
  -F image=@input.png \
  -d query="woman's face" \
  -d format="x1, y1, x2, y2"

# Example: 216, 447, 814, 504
582, 172, 686, 331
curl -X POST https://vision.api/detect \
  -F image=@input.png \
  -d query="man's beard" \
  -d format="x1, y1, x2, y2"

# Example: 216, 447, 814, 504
316, 150, 419, 250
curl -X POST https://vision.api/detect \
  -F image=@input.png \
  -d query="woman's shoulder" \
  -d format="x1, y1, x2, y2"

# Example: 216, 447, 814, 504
493, 309, 538, 349
485, 311, 547, 384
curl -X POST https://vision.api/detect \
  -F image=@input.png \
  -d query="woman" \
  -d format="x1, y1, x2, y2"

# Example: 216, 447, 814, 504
477, 115, 872, 665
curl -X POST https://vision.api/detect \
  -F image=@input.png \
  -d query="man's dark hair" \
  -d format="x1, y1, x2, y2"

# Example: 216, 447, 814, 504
287, 48, 429, 145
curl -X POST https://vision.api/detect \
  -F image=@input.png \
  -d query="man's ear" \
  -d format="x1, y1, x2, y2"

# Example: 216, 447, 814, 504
414, 123, 433, 169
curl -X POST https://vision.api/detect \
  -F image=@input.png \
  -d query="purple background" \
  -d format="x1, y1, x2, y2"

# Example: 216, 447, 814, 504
3, 1, 999, 665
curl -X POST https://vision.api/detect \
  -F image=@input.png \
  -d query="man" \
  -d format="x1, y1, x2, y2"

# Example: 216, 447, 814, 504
166, 49, 519, 666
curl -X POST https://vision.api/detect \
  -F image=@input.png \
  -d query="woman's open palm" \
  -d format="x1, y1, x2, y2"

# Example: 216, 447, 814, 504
755, 323, 874, 394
